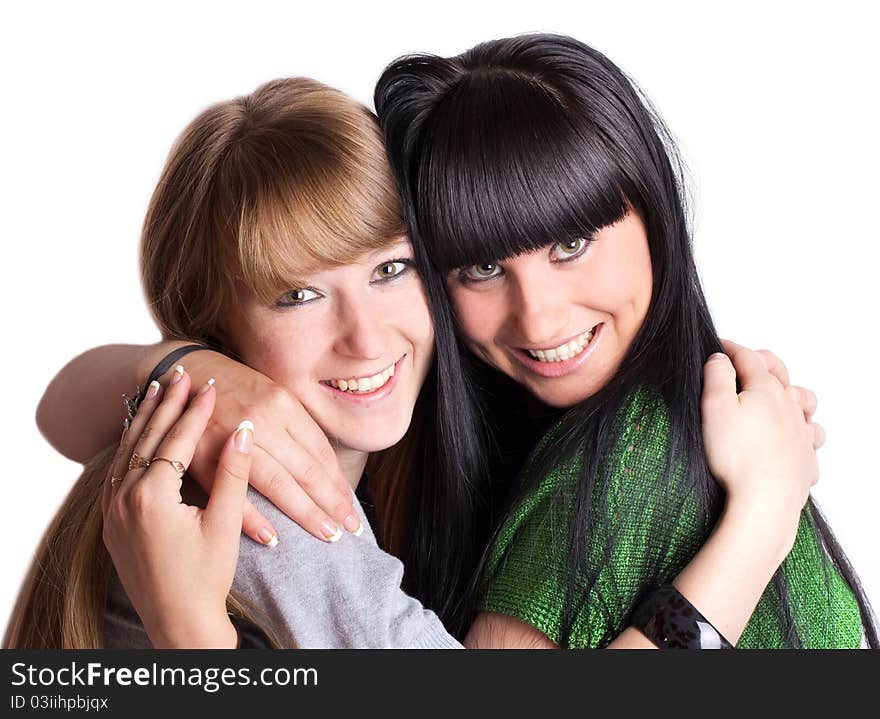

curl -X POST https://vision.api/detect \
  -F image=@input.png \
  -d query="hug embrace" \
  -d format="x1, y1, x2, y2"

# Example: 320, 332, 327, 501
6, 34, 875, 649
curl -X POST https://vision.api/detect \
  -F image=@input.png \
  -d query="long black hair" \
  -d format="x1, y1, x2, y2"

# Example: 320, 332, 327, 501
376, 34, 877, 646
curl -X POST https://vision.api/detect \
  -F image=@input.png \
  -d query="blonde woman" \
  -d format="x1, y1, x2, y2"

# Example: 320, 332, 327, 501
6, 77, 443, 648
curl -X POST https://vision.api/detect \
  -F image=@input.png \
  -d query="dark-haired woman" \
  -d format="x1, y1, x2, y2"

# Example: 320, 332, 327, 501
372, 34, 873, 648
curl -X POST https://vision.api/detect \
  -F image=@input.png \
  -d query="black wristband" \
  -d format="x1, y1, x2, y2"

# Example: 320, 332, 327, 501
123, 343, 214, 419
631, 584, 734, 649
228, 613, 273, 649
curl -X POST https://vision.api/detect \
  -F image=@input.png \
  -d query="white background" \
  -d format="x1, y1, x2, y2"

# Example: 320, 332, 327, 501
2, 1, 877, 637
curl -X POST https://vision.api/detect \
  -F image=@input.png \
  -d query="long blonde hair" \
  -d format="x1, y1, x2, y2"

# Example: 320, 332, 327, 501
5, 77, 416, 648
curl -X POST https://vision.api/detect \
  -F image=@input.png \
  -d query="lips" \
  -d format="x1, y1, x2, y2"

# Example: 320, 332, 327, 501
511, 323, 603, 378
319, 354, 407, 403
324, 360, 396, 394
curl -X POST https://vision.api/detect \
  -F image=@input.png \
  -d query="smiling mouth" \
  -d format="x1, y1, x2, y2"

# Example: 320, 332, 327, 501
520, 324, 599, 363
320, 356, 401, 394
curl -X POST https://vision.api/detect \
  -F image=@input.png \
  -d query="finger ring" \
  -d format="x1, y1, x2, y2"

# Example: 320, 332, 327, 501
110, 476, 124, 489
128, 452, 151, 470
151, 457, 187, 476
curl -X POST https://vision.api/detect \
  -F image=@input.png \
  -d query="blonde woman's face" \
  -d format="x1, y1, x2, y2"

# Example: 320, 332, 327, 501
227, 238, 434, 453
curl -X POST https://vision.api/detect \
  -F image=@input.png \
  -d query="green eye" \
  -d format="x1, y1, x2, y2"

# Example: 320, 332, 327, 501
374, 260, 408, 280
550, 238, 590, 261
276, 287, 321, 306
462, 262, 502, 281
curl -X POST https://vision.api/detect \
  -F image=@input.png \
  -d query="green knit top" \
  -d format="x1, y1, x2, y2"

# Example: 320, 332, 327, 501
479, 389, 863, 648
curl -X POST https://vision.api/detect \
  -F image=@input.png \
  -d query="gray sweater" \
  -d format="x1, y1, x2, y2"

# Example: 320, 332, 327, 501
103, 487, 463, 649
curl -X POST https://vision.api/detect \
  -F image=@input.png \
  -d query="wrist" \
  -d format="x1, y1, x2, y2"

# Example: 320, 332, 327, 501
149, 614, 238, 649
718, 496, 799, 568
672, 505, 795, 645
136, 340, 194, 387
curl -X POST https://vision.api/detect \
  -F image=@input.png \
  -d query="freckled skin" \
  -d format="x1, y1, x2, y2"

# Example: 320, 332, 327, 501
447, 212, 653, 408
225, 239, 434, 453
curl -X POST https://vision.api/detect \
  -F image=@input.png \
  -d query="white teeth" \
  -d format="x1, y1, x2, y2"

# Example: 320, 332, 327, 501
526, 329, 594, 362
327, 361, 397, 393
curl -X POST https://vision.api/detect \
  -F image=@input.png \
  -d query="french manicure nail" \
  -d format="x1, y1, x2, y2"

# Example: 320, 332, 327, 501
145, 380, 160, 399
234, 420, 254, 453
343, 513, 362, 535
321, 521, 343, 543
198, 377, 216, 395
170, 364, 185, 384
257, 527, 278, 548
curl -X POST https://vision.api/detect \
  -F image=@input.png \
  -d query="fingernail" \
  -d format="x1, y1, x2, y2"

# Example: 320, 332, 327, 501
257, 527, 278, 547
343, 513, 362, 535
170, 365, 185, 384
145, 380, 160, 399
234, 420, 254, 453
321, 521, 343, 543
709, 353, 727, 362
198, 378, 215, 395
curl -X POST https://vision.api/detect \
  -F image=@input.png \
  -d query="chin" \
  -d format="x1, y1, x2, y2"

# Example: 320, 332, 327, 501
333, 415, 413, 454
521, 366, 616, 409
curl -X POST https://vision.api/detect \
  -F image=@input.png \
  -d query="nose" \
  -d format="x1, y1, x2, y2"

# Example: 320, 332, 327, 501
332, 295, 387, 360
506, 264, 570, 346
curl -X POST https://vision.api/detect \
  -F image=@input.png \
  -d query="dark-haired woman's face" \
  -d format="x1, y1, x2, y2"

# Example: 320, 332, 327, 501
446, 211, 653, 408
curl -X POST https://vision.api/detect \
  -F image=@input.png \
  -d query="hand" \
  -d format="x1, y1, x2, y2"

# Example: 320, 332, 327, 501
168, 350, 360, 544
749, 347, 824, 448
700, 341, 819, 554
102, 369, 251, 649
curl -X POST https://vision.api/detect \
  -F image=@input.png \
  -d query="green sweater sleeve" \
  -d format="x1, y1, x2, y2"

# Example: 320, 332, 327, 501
479, 391, 864, 649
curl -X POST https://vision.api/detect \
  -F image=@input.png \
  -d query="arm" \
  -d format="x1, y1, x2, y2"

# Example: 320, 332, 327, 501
38, 342, 358, 543
37, 341, 191, 461
466, 344, 820, 649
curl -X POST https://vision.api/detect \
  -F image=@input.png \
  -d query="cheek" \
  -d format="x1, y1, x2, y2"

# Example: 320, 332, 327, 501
589, 242, 653, 323
447, 286, 500, 347
403, 286, 435, 358
235, 316, 317, 388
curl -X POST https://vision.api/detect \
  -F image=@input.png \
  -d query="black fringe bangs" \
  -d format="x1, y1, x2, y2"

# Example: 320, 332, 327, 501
413, 70, 629, 273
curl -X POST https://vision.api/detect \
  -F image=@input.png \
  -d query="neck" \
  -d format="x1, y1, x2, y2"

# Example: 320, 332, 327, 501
333, 445, 369, 490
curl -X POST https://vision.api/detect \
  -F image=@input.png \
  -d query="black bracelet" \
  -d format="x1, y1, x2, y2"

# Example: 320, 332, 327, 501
228, 613, 273, 649
631, 584, 735, 649
122, 343, 214, 419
